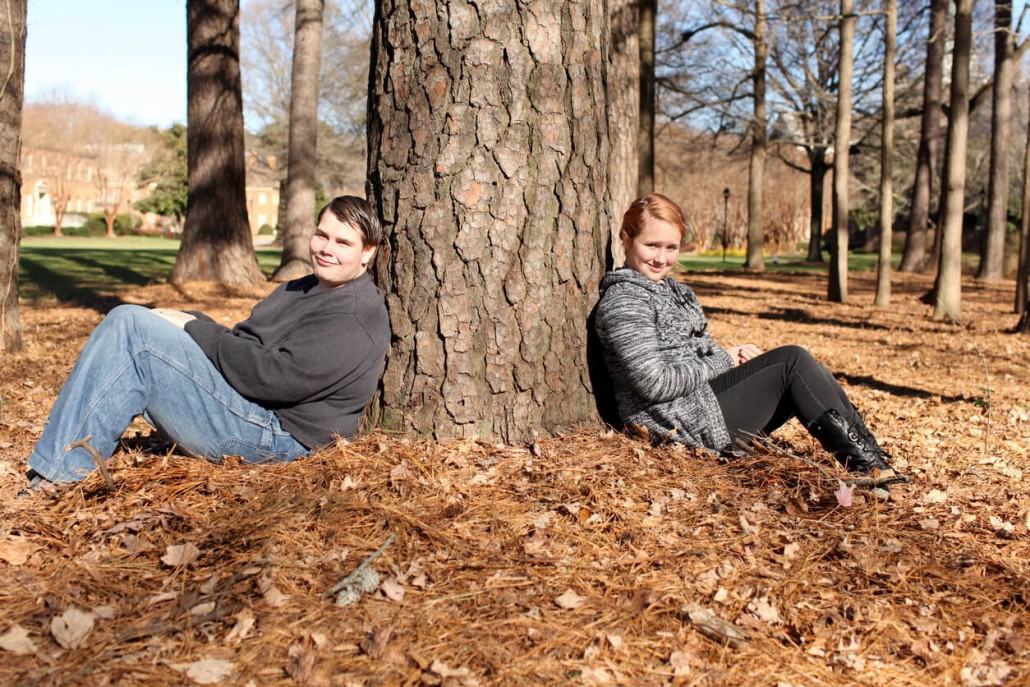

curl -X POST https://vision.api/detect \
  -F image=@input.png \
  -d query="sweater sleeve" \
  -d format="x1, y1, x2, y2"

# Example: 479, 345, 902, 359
595, 287, 721, 405
185, 310, 375, 406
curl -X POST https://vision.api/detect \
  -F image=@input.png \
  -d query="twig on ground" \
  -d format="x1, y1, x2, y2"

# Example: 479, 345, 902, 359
327, 532, 396, 606
65, 435, 115, 490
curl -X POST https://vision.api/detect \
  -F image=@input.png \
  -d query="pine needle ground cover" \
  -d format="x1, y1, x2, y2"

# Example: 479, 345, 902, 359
0, 271, 1026, 686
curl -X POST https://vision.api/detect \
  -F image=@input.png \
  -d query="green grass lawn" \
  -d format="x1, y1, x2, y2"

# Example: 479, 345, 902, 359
17, 236, 975, 302
19, 236, 283, 301
680, 248, 983, 274
679, 251, 885, 273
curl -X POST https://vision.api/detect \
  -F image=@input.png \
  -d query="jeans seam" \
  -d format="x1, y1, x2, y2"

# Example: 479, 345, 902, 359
139, 344, 265, 424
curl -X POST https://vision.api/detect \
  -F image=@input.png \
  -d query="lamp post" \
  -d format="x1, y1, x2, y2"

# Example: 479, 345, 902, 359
722, 187, 731, 263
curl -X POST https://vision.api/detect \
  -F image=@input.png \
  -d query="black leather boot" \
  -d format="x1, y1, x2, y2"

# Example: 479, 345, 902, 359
807, 409, 895, 475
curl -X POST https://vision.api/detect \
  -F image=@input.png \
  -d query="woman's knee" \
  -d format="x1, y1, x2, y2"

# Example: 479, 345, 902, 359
765, 344, 814, 366
781, 344, 814, 363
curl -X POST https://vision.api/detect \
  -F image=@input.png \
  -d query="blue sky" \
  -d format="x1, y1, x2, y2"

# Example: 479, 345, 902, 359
22, 0, 1030, 130
24, 0, 186, 128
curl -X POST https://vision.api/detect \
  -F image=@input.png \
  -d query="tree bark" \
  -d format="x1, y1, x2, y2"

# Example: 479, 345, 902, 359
367, 0, 611, 441
805, 147, 828, 263
0, 0, 26, 353
172, 0, 264, 285
900, 0, 946, 273
273, 0, 324, 282
1016, 82, 1030, 323
637, 0, 656, 197
608, 0, 639, 267
828, 0, 854, 304
745, 0, 767, 272
977, 0, 1013, 282
934, 0, 972, 322
875, 0, 896, 308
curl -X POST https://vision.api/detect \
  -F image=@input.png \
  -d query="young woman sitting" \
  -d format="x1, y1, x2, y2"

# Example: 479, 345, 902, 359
593, 193, 900, 477
26, 195, 390, 488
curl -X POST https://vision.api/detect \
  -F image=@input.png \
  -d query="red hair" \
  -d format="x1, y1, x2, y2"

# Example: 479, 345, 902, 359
620, 194, 687, 243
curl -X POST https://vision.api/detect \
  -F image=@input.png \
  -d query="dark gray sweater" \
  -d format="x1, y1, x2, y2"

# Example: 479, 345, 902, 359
594, 268, 734, 449
184, 272, 389, 448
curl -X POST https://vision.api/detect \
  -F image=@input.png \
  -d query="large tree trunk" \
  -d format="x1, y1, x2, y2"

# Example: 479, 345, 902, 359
608, 0, 639, 267
828, 0, 854, 304
805, 147, 828, 262
900, 0, 946, 273
637, 0, 656, 196
1016, 82, 1030, 325
934, 0, 972, 322
875, 0, 896, 308
0, 0, 26, 353
273, 0, 324, 282
745, 0, 767, 272
172, 0, 264, 285
367, 0, 611, 441
977, 0, 1013, 282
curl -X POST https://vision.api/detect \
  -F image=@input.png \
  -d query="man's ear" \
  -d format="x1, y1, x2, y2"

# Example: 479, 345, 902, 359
361, 244, 377, 266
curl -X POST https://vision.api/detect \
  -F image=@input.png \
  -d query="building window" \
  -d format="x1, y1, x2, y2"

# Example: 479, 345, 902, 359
258, 193, 267, 204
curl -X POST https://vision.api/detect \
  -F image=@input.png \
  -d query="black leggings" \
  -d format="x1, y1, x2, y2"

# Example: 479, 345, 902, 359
709, 345, 852, 441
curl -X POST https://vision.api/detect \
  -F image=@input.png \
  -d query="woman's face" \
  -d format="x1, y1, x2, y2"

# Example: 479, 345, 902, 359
624, 216, 682, 281
309, 213, 377, 288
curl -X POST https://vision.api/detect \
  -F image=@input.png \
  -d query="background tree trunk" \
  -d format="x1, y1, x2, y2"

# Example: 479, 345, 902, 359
745, 0, 767, 272
273, 0, 325, 282
172, 0, 264, 285
637, 0, 656, 196
900, 0, 946, 273
367, 0, 611, 441
875, 0, 896, 308
1016, 82, 1030, 326
828, 0, 854, 304
0, 0, 26, 353
805, 148, 828, 262
977, 0, 1013, 282
934, 0, 972, 322
608, 0, 640, 267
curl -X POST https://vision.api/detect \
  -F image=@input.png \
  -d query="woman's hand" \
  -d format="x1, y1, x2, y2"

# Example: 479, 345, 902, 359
726, 343, 762, 366
151, 308, 196, 329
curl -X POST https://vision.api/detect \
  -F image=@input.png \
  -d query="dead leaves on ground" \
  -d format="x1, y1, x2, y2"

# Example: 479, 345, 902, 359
0, 273, 1026, 686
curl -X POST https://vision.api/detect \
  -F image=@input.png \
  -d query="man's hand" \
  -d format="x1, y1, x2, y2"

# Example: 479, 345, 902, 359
726, 343, 762, 366
151, 308, 196, 329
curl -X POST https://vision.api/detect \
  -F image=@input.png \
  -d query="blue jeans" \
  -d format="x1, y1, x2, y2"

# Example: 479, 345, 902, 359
28, 305, 309, 484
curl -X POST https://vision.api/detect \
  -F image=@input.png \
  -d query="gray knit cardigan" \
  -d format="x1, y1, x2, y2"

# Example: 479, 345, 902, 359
594, 267, 734, 450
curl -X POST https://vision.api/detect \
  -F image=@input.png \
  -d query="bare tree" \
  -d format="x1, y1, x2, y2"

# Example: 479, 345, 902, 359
638, 0, 657, 196
658, 1, 774, 269
934, 0, 973, 322
764, 1, 864, 264
172, 0, 264, 285
828, 0, 855, 303
608, 0, 639, 267
0, 0, 26, 353
1016, 81, 1030, 331
875, 0, 897, 308
94, 124, 155, 238
745, 0, 768, 271
368, 0, 611, 441
273, 0, 325, 281
977, 0, 1014, 282
242, 0, 372, 195
900, 0, 947, 273
21, 97, 106, 236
